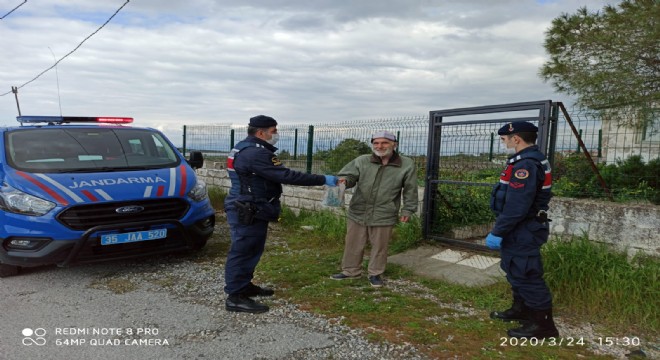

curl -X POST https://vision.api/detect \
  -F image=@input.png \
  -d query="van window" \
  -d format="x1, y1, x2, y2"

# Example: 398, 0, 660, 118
6, 128, 180, 173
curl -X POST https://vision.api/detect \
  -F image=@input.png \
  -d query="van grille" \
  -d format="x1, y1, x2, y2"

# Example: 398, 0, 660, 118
57, 199, 190, 230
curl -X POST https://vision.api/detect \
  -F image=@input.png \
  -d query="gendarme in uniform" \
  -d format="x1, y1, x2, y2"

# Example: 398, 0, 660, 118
224, 115, 336, 313
487, 121, 558, 339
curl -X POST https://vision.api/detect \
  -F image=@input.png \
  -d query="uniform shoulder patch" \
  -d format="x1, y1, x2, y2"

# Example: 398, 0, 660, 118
514, 169, 529, 179
271, 156, 282, 166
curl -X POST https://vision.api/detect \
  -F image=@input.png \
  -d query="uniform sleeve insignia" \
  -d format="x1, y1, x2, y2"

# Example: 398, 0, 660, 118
509, 182, 525, 189
514, 169, 529, 179
271, 156, 282, 166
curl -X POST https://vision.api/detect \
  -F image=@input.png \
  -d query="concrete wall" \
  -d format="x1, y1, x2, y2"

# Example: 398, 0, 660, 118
548, 198, 659, 256
601, 116, 660, 164
197, 162, 659, 257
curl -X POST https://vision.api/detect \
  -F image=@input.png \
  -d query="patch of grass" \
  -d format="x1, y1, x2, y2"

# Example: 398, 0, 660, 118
151, 276, 178, 288
251, 207, 632, 359
207, 186, 226, 211
106, 279, 138, 294
543, 234, 660, 333
279, 207, 347, 242
389, 215, 423, 254
89, 277, 138, 294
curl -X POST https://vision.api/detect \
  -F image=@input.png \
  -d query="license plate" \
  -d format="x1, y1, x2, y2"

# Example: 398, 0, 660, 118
100, 229, 167, 246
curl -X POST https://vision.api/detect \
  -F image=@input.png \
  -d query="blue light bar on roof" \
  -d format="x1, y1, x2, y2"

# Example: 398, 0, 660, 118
17, 116, 134, 124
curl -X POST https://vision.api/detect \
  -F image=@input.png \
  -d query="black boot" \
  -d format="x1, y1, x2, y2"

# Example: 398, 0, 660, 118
507, 308, 559, 339
241, 283, 275, 297
490, 299, 530, 323
225, 294, 269, 314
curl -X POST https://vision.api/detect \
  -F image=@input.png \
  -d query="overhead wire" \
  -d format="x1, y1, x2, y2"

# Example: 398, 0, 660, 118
0, 0, 27, 20
1, 0, 131, 97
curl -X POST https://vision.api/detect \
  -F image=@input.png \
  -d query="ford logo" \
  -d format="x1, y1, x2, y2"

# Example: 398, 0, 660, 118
115, 205, 145, 214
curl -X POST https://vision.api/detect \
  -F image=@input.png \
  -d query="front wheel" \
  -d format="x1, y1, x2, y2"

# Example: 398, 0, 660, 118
190, 238, 208, 251
0, 264, 20, 278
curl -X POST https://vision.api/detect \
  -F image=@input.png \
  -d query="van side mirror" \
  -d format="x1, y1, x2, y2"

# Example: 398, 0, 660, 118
188, 151, 204, 169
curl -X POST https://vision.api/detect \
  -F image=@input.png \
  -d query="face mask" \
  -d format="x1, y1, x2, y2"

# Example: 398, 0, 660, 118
500, 142, 516, 155
265, 133, 279, 145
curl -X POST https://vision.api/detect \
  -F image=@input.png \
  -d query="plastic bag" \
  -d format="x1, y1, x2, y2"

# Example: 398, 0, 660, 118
321, 182, 345, 207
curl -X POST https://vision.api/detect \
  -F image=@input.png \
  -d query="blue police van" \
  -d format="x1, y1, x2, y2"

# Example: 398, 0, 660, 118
0, 116, 215, 277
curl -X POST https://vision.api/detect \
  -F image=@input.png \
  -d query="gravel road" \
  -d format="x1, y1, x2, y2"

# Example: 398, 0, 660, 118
0, 221, 426, 360
1, 219, 656, 360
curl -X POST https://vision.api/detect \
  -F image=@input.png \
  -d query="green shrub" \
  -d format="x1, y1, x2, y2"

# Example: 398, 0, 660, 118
432, 184, 494, 234
552, 152, 597, 197
553, 153, 660, 203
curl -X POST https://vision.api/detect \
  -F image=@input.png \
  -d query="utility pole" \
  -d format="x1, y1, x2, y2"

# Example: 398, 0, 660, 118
12, 86, 21, 117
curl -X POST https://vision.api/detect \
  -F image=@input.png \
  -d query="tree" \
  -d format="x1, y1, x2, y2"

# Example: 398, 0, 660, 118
540, 0, 660, 125
322, 138, 371, 173
277, 149, 292, 160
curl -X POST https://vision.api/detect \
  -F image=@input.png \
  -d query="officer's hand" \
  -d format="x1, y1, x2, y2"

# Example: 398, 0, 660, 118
324, 175, 338, 186
485, 233, 502, 250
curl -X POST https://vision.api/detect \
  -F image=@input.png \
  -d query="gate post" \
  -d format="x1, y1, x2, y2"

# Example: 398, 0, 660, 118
294, 128, 298, 160
230, 129, 235, 149
536, 100, 553, 156
422, 111, 442, 239
547, 102, 560, 166
182, 125, 187, 157
306, 125, 314, 174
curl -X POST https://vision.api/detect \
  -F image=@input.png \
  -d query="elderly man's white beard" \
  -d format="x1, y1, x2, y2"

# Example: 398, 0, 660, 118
372, 147, 393, 157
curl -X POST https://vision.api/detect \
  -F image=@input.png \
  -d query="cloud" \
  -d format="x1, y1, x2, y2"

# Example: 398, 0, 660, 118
0, 0, 613, 144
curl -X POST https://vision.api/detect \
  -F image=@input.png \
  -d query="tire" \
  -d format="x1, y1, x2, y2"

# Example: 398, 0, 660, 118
190, 238, 208, 251
0, 264, 20, 278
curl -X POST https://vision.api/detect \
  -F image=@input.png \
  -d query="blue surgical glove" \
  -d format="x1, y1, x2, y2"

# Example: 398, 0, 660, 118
324, 175, 338, 186
486, 233, 503, 250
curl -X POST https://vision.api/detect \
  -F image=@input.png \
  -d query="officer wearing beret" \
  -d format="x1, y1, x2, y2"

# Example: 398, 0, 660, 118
486, 121, 559, 339
224, 115, 338, 313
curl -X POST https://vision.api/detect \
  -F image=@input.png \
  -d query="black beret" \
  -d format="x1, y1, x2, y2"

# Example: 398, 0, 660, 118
497, 121, 538, 135
249, 115, 278, 128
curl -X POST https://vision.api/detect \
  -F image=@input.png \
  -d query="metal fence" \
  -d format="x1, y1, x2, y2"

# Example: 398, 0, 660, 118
554, 108, 660, 164
552, 106, 659, 203
182, 116, 429, 175
182, 106, 659, 203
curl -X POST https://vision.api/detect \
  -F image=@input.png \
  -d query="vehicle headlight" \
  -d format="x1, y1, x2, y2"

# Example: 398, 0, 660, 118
0, 184, 56, 216
187, 179, 208, 202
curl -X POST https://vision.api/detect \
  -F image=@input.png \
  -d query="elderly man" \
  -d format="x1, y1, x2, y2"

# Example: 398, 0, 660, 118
331, 130, 418, 287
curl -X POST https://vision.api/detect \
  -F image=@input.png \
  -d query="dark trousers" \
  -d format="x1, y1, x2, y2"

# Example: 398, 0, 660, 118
500, 253, 553, 310
224, 206, 269, 295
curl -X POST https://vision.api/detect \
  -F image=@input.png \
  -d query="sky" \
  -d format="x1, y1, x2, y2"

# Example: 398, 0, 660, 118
0, 0, 615, 142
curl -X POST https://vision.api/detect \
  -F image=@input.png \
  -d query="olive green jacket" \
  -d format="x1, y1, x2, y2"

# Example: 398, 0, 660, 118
338, 151, 418, 226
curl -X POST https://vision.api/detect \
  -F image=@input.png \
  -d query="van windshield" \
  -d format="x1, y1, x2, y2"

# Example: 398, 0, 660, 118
6, 128, 180, 173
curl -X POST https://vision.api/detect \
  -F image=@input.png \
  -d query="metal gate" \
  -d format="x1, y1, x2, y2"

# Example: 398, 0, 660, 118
422, 100, 556, 250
